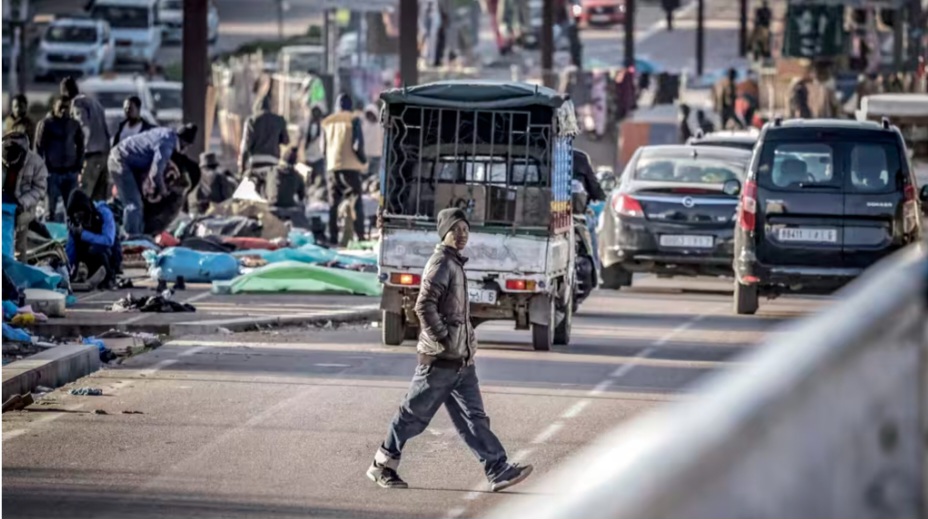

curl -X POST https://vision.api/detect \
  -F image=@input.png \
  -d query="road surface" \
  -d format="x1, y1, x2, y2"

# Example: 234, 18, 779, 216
3, 275, 826, 519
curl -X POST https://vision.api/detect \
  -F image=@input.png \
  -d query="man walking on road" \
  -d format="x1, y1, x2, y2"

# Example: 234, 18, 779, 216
61, 77, 110, 202
367, 208, 534, 492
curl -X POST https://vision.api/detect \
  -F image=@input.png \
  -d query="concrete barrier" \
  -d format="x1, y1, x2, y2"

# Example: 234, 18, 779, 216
2, 344, 101, 401
487, 245, 927, 519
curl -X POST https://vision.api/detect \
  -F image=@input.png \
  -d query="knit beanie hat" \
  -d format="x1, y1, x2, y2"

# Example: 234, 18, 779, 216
436, 207, 469, 240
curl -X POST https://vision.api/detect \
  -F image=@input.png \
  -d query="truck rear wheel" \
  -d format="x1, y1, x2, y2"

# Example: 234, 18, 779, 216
601, 264, 633, 290
382, 310, 407, 346
554, 296, 572, 346
531, 296, 555, 351
734, 282, 759, 315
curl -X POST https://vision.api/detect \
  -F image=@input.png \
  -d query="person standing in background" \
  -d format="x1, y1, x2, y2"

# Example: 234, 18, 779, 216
361, 104, 383, 180
60, 77, 111, 202
112, 96, 155, 146
322, 94, 367, 244
35, 96, 85, 222
301, 105, 327, 201
2, 133, 48, 258
239, 92, 290, 174
3, 95, 36, 148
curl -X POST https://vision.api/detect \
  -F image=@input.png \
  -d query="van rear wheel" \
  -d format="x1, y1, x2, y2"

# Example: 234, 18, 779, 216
382, 310, 407, 345
734, 281, 759, 315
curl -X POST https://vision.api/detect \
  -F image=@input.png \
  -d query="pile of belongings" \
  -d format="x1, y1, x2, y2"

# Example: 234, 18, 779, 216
107, 290, 196, 313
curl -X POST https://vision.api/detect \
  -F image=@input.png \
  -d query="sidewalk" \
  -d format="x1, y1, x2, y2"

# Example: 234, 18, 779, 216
33, 281, 379, 337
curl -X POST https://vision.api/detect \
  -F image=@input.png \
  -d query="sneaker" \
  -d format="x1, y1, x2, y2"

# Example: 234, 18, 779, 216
366, 461, 409, 489
490, 463, 533, 492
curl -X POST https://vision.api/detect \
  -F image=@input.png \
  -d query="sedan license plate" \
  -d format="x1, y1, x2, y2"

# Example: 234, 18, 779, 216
468, 288, 497, 305
777, 228, 837, 243
659, 235, 714, 248
590, 13, 611, 21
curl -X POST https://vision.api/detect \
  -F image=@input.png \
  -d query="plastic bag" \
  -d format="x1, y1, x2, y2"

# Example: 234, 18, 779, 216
144, 247, 240, 283
2, 255, 63, 290
2, 203, 16, 258
2, 322, 31, 343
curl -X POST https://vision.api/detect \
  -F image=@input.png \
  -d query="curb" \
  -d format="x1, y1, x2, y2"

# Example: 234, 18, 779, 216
168, 305, 382, 335
2, 344, 101, 402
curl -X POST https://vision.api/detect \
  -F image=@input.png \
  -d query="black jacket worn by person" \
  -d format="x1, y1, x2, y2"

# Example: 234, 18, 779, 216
572, 150, 606, 202
266, 163, 306, 208
35, 115, 85, 174
415, 244, 476, 364
239, 94, 289, 167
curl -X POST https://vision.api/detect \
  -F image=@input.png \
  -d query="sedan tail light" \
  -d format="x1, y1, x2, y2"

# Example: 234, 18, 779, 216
739, 180, 757, 231
612, 193, 644, 218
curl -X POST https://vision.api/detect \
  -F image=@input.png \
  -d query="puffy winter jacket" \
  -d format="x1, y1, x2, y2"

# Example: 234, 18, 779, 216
414, 244, 476, 363
1, 133, 48, 212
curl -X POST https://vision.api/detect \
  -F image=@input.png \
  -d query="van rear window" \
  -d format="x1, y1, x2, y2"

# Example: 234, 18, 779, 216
757, 139, 904, 194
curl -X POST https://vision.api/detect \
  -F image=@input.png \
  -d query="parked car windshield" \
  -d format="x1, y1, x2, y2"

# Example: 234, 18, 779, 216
90, 90, 137, 110
92, 6, 150, 29
634, 153, 745, 184
151, 87, 182, 110
45, 26, 98, 43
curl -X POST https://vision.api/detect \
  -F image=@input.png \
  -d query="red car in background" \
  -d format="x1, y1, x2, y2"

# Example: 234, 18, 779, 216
575, 0, 625, 26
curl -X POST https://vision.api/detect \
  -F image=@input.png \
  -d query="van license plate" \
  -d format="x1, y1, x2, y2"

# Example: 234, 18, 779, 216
659, 235, 714, 248
777, 228, 837, 243
468, 288, 497, 305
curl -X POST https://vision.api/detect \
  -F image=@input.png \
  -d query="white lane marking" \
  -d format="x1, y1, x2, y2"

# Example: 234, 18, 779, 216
463, 491, 482, 501
141, 359, 177, 376
610, 347, 657, 378
531, 421, 564, 445
182, 292, 212, 304
589, 379, 613, 395
512, 448, 535, 463
560, 399, 591, 419
445, 507, 466, 519
3, 430, 27, 442
313, 363, 351, 368
4, 403, 86, 441
179, 346, 208, 357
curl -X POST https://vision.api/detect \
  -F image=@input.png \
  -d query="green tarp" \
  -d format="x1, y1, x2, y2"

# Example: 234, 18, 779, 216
216, 261, 382, 296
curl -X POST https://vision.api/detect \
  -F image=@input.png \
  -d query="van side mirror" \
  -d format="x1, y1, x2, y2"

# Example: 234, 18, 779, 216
723, 179, 742, 196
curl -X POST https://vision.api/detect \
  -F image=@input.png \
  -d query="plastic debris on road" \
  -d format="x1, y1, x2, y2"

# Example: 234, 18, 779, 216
144, 247, 240, 283
2, 323, 32, 343
214, 261, 382, 296
69, 388, 103, 396
82, 337, 107, 352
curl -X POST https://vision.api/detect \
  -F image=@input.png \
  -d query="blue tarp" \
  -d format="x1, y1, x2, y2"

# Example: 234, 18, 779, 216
2, 254, 63, 290
144, 247, 240, 283
3, 323, 31, 343
45, 222, 69, 243
2, 204, 15, 258
232, 243, 376, 267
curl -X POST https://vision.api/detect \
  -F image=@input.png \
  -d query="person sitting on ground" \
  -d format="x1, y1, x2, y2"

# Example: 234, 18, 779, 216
108, 124, 197, 236
35, 95, 84, 222
2, 132, 48, 259
266, 145, 306, 210
66, 189, 121, 290
112, 95, 155, 146
3, 94, 36, 148
190, 151, 237, 215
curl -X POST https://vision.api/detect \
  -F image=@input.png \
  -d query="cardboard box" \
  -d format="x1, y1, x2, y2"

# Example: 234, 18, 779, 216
487, 186, 518, 222
434, 184, 487, 224
514, 187, 552, 227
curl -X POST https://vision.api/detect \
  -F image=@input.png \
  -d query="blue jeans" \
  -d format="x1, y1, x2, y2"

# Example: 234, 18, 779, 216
109, 157, 143, 235
47, 172, 79, 222
379, 363, 510, 482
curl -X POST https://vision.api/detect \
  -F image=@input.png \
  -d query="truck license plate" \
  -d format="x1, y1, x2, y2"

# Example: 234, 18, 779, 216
468, 288, 497, 304
659, 235, 714, 248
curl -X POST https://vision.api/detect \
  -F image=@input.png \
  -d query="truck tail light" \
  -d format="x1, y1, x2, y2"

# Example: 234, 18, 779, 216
612, 193, 644, 218
390, 273, 421, 286
505, 279, 536, 291
739, 180, 757, 231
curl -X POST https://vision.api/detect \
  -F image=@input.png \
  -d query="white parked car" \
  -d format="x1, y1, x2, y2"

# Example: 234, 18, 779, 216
78, 74, 157, 135
157, 0, 219, 44
90, 0, 162, 69
34, 17, 116, 80
148, 79, 182, 127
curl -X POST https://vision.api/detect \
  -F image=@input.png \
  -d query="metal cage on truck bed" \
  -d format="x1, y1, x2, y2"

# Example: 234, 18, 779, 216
378, 81, 579, 233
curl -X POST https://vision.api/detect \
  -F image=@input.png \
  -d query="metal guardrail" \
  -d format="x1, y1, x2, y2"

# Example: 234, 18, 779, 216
487, 244, 927, 519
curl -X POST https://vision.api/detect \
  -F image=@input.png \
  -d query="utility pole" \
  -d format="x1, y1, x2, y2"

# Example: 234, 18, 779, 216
277, 0, 285, 40
541, 0, 555, 87
182, 0, 208, 159
399, 0, 418, 86
695, 0, 704, 77
624, 0, 636, 68
739, 0, 747, 57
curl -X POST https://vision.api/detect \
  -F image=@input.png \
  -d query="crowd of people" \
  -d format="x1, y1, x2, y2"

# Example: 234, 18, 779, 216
3, 77, 197, 290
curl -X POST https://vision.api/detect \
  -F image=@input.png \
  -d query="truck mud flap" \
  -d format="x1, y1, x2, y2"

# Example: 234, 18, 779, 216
380, 287, 404, 312
528, 293, 552, 325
